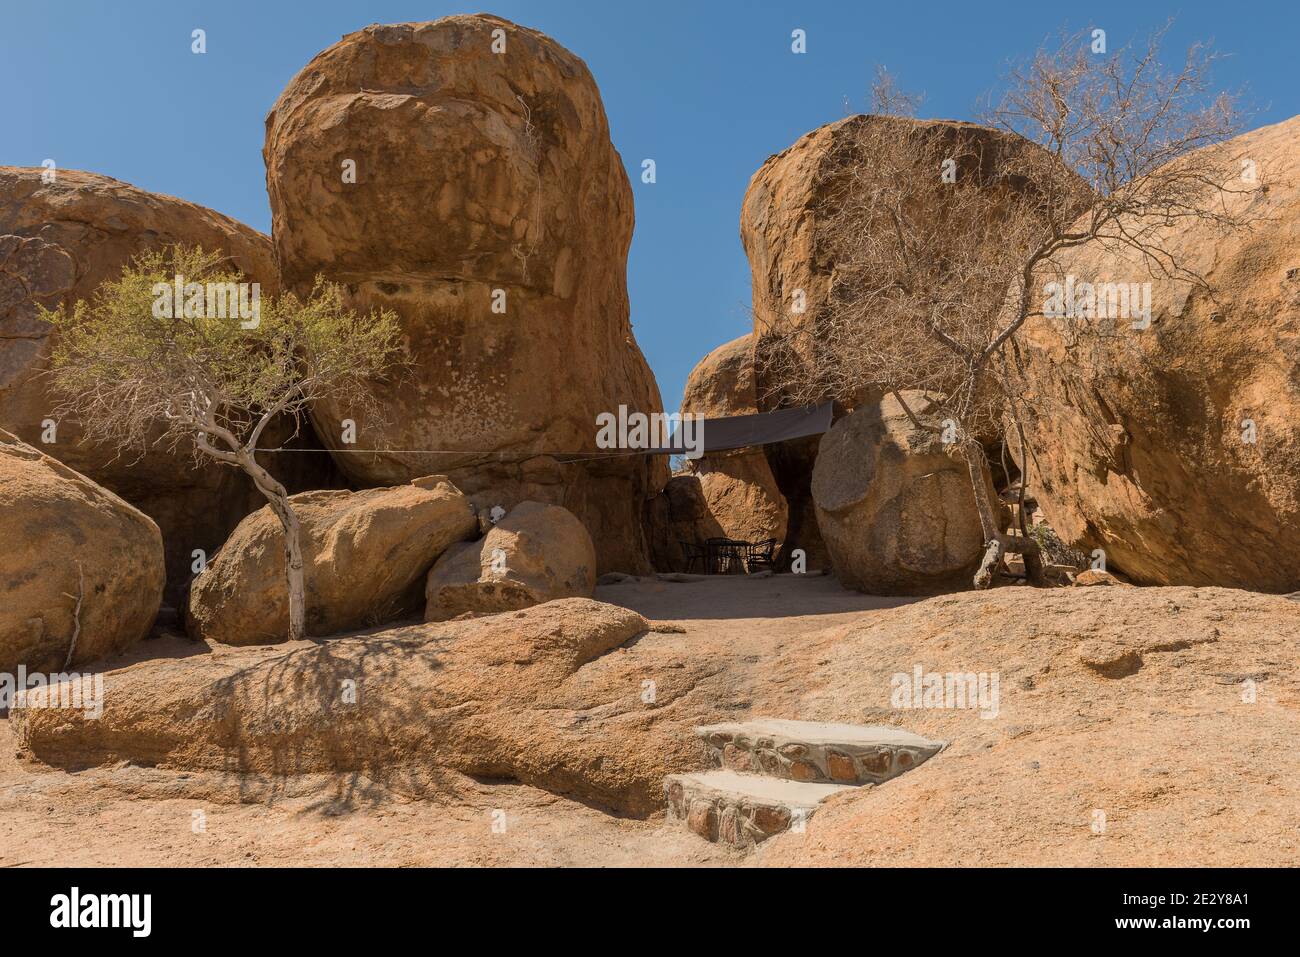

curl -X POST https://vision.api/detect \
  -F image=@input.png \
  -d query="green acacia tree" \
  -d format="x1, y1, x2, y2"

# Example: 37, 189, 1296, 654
41, 245, 404, 641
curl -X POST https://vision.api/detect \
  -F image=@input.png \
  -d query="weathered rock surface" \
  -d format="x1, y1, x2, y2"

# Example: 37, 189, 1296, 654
812, 392, 985, 594
425, 501, 597, 621
187, 477, 477, 644
0, 167, 344, 599
17, 599, 703, 816
743, 115, 1078, 405
264, 15, 667, 574
679, 334, 788, 549
1013, 115, 1300, 590
0, 430, 164, 673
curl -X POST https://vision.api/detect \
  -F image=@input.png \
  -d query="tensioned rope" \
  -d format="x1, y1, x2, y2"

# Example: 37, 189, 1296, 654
250, 446, 676, 466
245, 403, 833, 465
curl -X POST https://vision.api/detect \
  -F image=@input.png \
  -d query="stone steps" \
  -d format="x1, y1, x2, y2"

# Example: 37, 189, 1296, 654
664, 770, 854, 848
667, 719, 946, 849
696, 717, 945, 785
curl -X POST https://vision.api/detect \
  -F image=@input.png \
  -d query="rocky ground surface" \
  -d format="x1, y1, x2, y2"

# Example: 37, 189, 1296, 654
3, 575, 1296, 867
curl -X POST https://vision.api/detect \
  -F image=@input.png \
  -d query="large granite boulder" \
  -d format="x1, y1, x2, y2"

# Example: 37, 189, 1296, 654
186, 477, 477, 645
812, 393, 985, 594
679, 334, 788, 549
0, 168, 344, 600
0, 430, 164, 674
1012, 115, 1300, 589
264, 15, 667, 574
742, 116, 1087, 571
425, 501, 597, 621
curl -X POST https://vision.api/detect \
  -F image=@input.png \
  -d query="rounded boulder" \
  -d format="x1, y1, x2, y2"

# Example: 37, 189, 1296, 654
1, 429, 164, 673
425, 501, 596, 621
811, 394, 984, 594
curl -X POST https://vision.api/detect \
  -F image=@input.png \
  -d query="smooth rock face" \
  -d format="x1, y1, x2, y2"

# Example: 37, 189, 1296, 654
0, 167, 344, 600
752, 584, 1298, 867
812, 392, 985, 594
1013, 115, 1300, 590
0, 430, 164, 673
187, 477, 477, 645
679, 335, 788, 549
264, 15, 667, 574
425, 501, 597, 621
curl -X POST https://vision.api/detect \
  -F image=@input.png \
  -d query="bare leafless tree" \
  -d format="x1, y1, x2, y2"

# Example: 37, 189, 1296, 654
760, 23, 1262, 588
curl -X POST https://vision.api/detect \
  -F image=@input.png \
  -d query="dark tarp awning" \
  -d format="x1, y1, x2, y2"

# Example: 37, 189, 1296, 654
648, 401, 834, 456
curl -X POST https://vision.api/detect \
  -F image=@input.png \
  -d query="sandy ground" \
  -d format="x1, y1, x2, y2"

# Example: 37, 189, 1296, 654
1, 573, 894, 867
0, 735, 726, 867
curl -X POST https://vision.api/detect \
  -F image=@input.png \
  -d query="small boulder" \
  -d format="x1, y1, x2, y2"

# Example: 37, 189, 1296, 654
187, 477, 476, 644
812, 392, 985, 594
0, 429, 164, 673
425, 501, 596, 622
1072, 569, 1125, 587
1077, 639, 1143, 678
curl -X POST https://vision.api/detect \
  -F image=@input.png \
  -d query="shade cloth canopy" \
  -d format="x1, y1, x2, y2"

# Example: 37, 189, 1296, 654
648, 401, 834, 455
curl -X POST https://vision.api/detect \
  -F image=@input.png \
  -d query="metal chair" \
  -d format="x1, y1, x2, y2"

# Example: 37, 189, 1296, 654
745, 538, 777, 573
679, 540, 708, 574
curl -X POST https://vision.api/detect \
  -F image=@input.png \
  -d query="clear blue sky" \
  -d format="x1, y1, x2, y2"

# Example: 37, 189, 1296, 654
5, 1, 1298, 410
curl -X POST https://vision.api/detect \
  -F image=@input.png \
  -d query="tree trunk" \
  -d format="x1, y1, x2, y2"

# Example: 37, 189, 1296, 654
972, 537, 1006, 590
237, 450, 307, 641
962, 439, 1005, 590
959, 435, 1051, 587
1020, 538, 1046, 586
266, 491, 307, 642
1012, 416, 1047, 586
